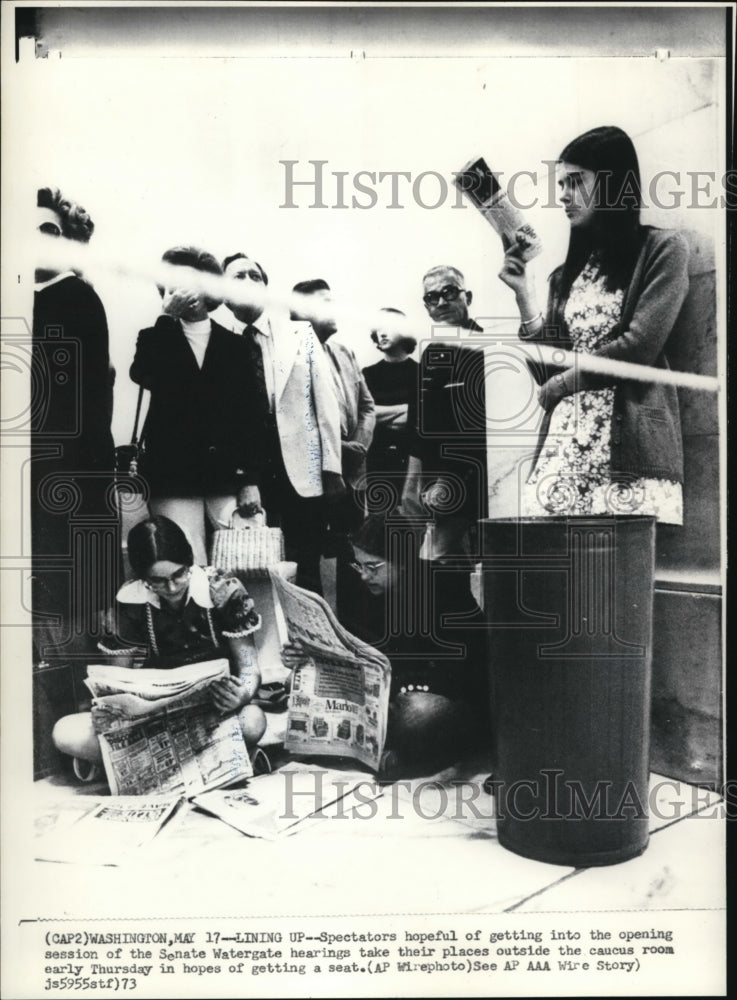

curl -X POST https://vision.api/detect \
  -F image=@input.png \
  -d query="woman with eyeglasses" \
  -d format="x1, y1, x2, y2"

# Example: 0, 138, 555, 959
52, 516, 267, 774
32, 187, 118, 663
499, 126, 688, 522
283, 513, 490, 779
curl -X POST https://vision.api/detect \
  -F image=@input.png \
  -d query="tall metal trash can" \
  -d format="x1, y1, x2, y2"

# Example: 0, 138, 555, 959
482, 515, 656, 867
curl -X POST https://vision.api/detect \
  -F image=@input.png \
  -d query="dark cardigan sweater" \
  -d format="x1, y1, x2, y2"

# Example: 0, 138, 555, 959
522, 226, 689, 483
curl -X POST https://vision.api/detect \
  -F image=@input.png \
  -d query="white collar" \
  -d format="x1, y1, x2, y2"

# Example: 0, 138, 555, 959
116, 564, 213, 609
230, 311, 271, 338
34, 270, 77, 292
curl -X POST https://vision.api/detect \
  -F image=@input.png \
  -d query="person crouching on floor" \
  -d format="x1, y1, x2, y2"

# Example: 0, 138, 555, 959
283, 513, 491, 779
52, 516, 266, 772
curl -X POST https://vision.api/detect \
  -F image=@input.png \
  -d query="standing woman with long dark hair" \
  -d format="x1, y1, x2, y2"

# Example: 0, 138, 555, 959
499, 126, 689, 523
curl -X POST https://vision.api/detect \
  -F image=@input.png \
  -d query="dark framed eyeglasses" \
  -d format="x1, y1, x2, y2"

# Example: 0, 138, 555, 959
38, 221, 62, 238
349, 559, 385, 577
144, 566, 192, 590
423, 285, 464, 307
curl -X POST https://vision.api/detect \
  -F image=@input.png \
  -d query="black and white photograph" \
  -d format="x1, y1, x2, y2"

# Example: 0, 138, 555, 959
0, 3, 729, 997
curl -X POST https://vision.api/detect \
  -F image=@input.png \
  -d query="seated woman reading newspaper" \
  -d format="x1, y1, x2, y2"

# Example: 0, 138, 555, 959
283, 513, 490, 779
52, 516, 267, 776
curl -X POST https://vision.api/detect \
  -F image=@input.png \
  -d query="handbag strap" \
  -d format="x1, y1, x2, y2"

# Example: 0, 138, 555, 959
130, 385, 145, 446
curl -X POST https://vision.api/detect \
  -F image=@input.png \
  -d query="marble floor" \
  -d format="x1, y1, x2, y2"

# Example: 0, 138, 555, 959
26, 754, 725, 921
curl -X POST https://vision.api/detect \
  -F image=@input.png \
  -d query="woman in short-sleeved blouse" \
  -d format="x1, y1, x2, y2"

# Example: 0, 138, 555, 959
499, 126, 688, 524
52, 516, 266, 770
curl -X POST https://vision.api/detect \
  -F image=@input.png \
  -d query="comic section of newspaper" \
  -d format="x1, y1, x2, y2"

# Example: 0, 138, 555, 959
85, 659, 252, 796
269, 571, 390, 771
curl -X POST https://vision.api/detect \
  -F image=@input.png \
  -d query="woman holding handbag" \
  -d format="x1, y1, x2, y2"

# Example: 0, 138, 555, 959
499, 125, 688, 523
130, 246, 268, 565
52, 516, 268, 772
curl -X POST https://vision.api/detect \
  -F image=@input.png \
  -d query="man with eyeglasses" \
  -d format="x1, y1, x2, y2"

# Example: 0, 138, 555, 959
402, 265, 488, 561
218, 255, 342, 595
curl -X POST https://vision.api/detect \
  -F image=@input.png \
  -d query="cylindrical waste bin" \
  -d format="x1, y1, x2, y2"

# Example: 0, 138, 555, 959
482, 515, 655, 867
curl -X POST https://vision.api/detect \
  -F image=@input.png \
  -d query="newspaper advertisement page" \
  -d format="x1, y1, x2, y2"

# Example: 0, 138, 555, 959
35, 796, 182, 866
87, 660, 253, 796
0, 3, 728, 1000
270, 571, 390, 770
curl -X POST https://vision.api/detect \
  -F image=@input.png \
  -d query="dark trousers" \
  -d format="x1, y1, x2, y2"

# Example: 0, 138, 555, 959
31, 466, 121, 662
259, 422, 326, 596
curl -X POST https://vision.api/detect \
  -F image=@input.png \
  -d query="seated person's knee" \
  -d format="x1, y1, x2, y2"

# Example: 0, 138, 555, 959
52, 712, 102, 763
238, 703, 267, 746
389, 691, 467, 768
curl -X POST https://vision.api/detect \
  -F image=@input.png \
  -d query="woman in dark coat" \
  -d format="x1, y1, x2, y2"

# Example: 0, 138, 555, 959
131, 246, 268, 564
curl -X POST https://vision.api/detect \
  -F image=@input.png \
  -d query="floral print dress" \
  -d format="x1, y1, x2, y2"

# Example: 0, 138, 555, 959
524, 257, 683, 524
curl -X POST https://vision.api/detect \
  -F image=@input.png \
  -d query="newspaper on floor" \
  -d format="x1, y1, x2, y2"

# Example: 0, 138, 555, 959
454, 155, 543, 262
35, 795, 182, 866
85, 659, 252, 796
191, 763, 382, 840
269, 571, 391, 771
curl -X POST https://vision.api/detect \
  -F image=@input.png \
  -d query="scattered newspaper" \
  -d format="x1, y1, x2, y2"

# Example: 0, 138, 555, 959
192, 763, 383, 840
269, 571, 391, 771
35, 795, 181, 866
454, 155, 543, 262
85, 660, 252, 796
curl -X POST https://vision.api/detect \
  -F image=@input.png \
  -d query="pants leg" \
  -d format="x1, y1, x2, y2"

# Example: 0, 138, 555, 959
281, 491, 326, 595
148, 496, 207, 565
259, 425, 326, 595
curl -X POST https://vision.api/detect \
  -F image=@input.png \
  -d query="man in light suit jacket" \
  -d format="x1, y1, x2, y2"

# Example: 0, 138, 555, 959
291, 279, 376, 539
219, 254, 343, 594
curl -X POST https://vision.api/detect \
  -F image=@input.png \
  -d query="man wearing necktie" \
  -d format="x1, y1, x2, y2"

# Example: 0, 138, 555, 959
219, 254, 343, 595
290, 280, 375, 626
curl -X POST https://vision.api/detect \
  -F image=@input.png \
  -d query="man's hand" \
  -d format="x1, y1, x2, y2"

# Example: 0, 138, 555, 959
342, 440, 367, 457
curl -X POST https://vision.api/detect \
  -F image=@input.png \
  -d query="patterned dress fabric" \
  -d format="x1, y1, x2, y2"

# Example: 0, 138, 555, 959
524, 257, 683, 524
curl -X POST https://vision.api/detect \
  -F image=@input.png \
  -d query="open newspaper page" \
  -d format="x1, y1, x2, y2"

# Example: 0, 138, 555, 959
269, 572, 391, 771
85, 660, 253, 796
192, 762, 383, 841
34, 795, 182, 866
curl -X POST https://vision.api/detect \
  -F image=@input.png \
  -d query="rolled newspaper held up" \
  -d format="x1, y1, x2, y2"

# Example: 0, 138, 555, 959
455, 155, 543, 262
